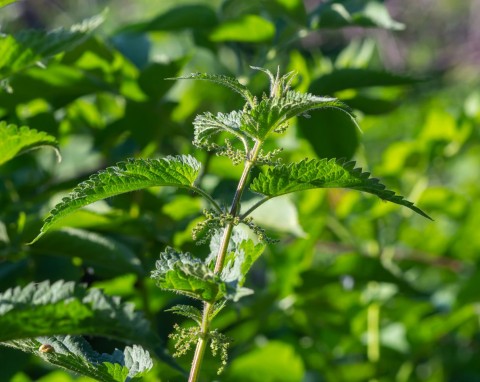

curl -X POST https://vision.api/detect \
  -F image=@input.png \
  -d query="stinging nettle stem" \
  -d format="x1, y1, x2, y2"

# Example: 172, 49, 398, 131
188, 141, 262, 382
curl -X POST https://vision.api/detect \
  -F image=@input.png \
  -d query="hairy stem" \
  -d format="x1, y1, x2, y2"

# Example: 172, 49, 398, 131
188, 141, 262, 382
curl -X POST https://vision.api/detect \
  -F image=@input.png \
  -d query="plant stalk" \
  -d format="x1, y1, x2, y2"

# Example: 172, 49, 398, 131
187, 141, 262, 382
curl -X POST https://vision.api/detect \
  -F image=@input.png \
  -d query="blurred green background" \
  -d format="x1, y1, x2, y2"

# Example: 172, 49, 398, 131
1, 0, 479, 381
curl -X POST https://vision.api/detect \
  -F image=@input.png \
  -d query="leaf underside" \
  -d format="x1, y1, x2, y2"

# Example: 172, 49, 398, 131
3, 336, 152, 382
0, 280, 169, 361
0, 122, 59, 166
151, 247, 226, 303
250, 158, 431, 219
32, 155, 201, 243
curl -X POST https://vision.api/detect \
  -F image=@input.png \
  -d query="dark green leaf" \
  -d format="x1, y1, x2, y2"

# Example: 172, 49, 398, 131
310, 68, 422, 94
31, 228, 144, 276
0, 281, 169, 361
298, 108, 359, 159
344, 95, 399, 115
3, 336, 152, 382
250, 158, 431, 219
120, 5, 217, 33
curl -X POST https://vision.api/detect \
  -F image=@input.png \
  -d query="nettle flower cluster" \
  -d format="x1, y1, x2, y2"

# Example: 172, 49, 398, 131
32, 67, 429, 381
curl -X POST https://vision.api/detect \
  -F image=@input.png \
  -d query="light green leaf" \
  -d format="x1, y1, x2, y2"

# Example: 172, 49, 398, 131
0, 0, 17, 9
166, 305, 203, 325
310, 0, 404, 30
210, 14, 275, 43
193, 111, 251, 150
226, 341, 305, 382
208, 230, 265, 300
31, 228, 144, 276
220, 234, 265, 288
249, 158, 431, 219
0, 122, 59, 166
171, 72, 254, 106
0, 13, 104, 80
32, 155, 203, 243
244, 90, 355, 140
0, 281, 168, 362
151, 247, 226, 303
3, 336, 152, 382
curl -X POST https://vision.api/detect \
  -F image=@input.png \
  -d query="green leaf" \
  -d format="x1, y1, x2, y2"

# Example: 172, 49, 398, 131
193, 111, 251, 150
0, 281, 171, 362
0, 13, 104, 80
0, 122, 59, 166
0, 0, 17, 9
209, 14, 275, 43
208, 230, 265, 300
249, 158, 431, 219
244, 90, 355, 140
226, 341, 305, 382
309, 0, 404, 30
151, 247, 226, 303
32, 155, 203, 243
171, 72, 254, 106
31, 228, 144, 276
298, 107, 359, 159
0, 281, 150, 343
310, 69, 422, 94
166, 305, 203, 325
3, 336, 152, 382
219, 234, 265, 288
120, 4, 218, 33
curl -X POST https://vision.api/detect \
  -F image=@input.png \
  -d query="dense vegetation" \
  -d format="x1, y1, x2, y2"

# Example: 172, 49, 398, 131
1, 1, 479, 381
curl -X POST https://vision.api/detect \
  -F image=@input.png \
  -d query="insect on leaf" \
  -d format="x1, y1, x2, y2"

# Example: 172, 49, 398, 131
3, 336, 153, 382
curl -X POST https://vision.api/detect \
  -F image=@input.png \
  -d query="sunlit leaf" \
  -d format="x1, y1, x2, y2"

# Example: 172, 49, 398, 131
250, 158, 431, 219
0, 0, 17, 9
171, 72, 254, 106
226, 341, 305, 382
244, 90, 355, 140
210, 14, 275, 43
0, 122, 59, 166
0, 13, 104, 80
309, 0, 404, 30
3, 336, 152, 382
31, 155, 203, 243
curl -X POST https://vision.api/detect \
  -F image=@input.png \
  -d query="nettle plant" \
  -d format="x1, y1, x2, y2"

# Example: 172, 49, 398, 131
25, 68, 429, 381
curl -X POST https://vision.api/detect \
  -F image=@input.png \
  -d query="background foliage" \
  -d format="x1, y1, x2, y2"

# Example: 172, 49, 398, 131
1, 0, 479, 381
